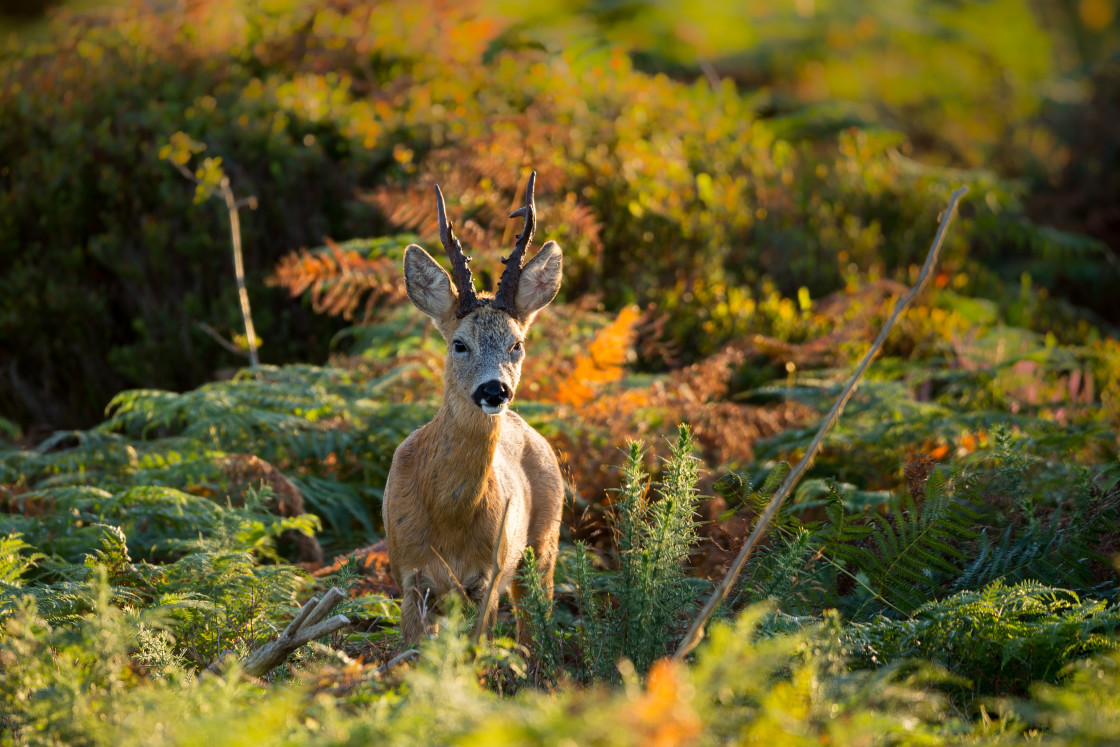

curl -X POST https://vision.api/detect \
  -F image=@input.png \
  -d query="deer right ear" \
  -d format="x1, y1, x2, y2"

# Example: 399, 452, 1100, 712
404, 245, 457, 322
515, 241, 562, 325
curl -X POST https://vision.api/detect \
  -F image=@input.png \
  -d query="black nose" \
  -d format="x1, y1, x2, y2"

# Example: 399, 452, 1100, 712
472, 380, 512, 408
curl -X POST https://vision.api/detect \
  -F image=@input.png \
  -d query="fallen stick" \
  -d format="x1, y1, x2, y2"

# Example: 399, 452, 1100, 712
234, 586, 351, 678
673, 186, 969, 661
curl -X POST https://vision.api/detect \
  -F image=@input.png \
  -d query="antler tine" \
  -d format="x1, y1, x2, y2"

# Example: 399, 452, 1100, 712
493, 171, 536, 314
434, 183, 482, 318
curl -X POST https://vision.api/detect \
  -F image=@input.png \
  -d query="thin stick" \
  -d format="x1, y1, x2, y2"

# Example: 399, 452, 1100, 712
318, 649, 420, 696
171, 162, 260, 370
195, 322, 247, 358
430, 545, 468, 597
379, 647, 420, 672
673, 186, 969, 661
471, 496, 513, 644
218, 177, 260, 370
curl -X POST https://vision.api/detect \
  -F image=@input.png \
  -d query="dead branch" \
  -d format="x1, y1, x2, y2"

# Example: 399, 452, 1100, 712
217, 176, 261, 369
233, 586, 351, 679
195, 321, 248, 358
673, 186, 969, 661
317, 648, 420, 697
171, 161, 260, 370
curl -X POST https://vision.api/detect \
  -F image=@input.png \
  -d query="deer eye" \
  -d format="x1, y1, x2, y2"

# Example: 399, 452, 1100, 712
510, 341, 524, 354
452, 340, 468, 355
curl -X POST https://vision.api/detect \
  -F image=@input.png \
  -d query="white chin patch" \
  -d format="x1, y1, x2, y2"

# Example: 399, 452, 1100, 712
480, 403, 506, 415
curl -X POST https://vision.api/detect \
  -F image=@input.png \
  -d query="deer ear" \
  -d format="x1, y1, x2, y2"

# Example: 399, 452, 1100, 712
404, 245, 457, 322
515, 241, 562, 324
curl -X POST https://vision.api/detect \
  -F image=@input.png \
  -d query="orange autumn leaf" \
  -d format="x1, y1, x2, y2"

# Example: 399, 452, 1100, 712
621, 659, 702, 747
546, 305, 641, 407
928, 444, 950, 460
960, 430, 985, 453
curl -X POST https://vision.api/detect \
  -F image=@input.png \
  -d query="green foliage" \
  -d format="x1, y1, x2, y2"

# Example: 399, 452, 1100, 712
847, 581, 1120, 697
573, 425, 704, 679
513, 547, 562, 686
1, 402, 1119, 743
832, 466, 983, 617
728, 464, 983, 620
0, 486, 306, 663
0, 532, 42, 621
732, 525, 827, 617
2, 365, 430, 551
714, 460, 792, 522
0, 563, 319, 744
1027, 651, 1120, 744
951, 515, 1111, 598
0, 564, 973, 747
525, 0, 1061, 168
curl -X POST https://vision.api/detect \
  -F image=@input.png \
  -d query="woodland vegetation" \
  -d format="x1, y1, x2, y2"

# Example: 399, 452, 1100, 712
1, 0, 1119, 743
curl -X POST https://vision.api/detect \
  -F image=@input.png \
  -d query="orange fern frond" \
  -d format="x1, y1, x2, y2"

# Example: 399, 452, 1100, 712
367, 121, 603, 278
267, 238, 406, 321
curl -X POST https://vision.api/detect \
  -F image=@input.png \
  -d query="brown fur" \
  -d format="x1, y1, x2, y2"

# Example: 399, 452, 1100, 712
383, 238, 564, 644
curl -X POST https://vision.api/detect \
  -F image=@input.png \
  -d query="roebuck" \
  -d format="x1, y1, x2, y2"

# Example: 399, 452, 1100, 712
383, 171, 564, 644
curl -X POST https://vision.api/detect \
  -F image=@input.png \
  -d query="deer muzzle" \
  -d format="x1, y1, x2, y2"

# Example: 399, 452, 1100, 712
473, 379, 512, 414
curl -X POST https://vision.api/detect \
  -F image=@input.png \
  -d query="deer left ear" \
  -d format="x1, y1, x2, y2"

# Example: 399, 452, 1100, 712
515, 241, 562, 324
404, 244, 457, 324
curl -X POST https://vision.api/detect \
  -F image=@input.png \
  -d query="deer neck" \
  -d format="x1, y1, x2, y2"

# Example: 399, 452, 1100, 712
420, 390, 502, 513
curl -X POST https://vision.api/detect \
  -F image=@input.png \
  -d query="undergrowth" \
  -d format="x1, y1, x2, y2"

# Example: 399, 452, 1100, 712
2, 391, 1117, 744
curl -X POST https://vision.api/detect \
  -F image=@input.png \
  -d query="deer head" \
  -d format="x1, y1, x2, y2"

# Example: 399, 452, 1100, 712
403, 172, 563, 415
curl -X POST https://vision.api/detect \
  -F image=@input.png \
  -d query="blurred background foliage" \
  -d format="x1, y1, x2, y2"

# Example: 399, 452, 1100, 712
0, 0, 1117, 430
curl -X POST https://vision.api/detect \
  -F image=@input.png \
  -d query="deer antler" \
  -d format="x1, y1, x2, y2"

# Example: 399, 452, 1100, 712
492, 171, 536, 316
434, 184, 483, 318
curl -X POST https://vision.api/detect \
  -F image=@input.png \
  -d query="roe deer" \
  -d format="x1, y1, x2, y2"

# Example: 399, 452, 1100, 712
382, 171, 564, 644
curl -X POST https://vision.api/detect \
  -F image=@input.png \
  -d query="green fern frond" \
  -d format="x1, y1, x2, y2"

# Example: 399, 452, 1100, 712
734, 525, 831, 616
847, 580, 1120, 695
813, 465, 983, 618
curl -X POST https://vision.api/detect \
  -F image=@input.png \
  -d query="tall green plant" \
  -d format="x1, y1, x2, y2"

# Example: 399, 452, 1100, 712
567, 425, 703, 679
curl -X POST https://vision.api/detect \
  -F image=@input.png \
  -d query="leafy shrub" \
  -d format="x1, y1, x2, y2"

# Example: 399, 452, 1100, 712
1028, 650, 1120, 744
846, 581, 1120, 696
0, 3, 385, 427
520, 426, 704, 681
0, 575, 962, 746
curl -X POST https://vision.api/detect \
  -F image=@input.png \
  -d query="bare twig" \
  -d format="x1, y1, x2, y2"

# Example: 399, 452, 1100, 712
471, 496, 513, 644
699, 60, 721, 91
217, 176, 261, 370
195, 321, 247, 358
673, 186, 969, 661
380, 647, 420, 672
430, 545, 468, 598
170, 161, 260, 370
229, 587, 351, 679
318, 648, 420, 696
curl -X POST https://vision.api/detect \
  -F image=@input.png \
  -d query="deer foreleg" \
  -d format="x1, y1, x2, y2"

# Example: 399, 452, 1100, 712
400, 571, 438, 646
